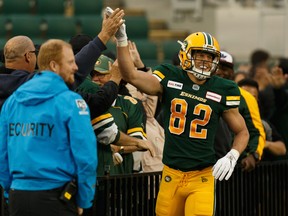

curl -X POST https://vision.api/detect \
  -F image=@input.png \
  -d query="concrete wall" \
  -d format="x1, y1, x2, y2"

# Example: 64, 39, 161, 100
123, 0, 288, 62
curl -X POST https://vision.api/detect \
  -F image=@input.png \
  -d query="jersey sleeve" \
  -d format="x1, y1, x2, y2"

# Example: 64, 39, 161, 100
220, 79, 241, 110
91, 111, 120, 145
122, 96, 147, 140
239, 88, 266, 159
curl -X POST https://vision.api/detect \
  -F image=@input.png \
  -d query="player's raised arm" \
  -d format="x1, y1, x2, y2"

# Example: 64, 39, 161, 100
106, 8, 161, 96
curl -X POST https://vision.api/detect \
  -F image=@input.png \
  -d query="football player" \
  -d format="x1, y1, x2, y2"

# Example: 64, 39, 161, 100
115, 17, 249, 216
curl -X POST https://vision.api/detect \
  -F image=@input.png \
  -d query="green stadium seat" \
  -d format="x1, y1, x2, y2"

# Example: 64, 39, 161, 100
73, 0, 103, 15
0, 16, 8, 38
133, 39, 159, 67
1, 0, 35, 14
125, 15, 149, 39
0, 38, 7, 50
35, 0, 65, 15
5, 15, 42, 38
76, 15, 102, 37
42, 15, 77, 39
162, 40, 180, 63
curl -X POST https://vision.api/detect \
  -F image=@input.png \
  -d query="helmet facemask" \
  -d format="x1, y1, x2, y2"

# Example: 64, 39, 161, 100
188, 49, 219, 80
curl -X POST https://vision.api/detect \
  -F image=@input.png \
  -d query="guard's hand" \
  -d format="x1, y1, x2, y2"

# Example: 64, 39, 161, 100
77, 207, 83, 215
212, 149, 239, 181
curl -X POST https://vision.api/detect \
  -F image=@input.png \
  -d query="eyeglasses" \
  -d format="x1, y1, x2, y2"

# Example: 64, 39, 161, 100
91, 71, 109, 78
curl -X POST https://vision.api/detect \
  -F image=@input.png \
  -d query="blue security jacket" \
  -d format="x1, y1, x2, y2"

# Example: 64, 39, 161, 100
0, 72, 97, 208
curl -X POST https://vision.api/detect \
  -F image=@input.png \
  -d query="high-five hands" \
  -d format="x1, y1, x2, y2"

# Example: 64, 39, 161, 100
105, 7, 128, 46
212, 149, 240, 181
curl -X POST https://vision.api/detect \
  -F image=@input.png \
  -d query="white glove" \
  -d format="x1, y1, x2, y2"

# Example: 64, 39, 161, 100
105, 6, 127, 46
105, 6, 114, 16
115, 23, 128, 46
212, 149, 239, 181
113, 152, 123, 165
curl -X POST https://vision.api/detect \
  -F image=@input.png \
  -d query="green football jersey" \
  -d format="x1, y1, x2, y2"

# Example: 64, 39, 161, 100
94, 95, 147, 175
110, 95, 146, 174
153, 64, 241, 171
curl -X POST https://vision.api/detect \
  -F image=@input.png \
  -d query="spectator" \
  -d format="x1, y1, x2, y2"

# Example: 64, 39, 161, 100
238, 78, 286, 160
233, 71, 248, 83
249, 49, 275, 120
90, 55, 148, 174
116, 25, 249, 215
126, 41, 164, 172
250, 49, 270, 68
0, 39, 97, 216
215, 51, 265, 171
268, 58, 288, 159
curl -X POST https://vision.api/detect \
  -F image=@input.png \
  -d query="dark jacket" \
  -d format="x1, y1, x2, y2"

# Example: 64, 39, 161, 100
0, 36, 108, 110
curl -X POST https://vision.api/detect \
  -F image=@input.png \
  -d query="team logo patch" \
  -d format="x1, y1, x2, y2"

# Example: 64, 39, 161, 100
206, 91, 222, 102
75, 99, 89, 115
167, 80, 183, 90
192, 84, 200, 91
165, 175, 172, 182
201, 177, 208, 183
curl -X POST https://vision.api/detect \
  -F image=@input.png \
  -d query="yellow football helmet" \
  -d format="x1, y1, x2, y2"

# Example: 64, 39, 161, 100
178, 32, 221, 80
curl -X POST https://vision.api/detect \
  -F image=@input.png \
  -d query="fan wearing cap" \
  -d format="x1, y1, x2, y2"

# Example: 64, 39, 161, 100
91, 55, 115, 86
215, 51, 266, 172
90, 55, 148, 174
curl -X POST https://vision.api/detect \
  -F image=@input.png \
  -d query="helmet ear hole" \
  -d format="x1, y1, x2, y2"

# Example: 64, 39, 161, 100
185, 61, 191, 68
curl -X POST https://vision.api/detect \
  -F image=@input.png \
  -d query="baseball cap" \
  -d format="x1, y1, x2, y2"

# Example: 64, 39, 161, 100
93, 54, 115, 74
220, 51, 234, 69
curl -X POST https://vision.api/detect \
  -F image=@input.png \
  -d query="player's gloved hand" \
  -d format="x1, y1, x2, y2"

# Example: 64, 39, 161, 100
113, 152, 123, 165
105, 6, 127, 46
115, 23, 128, 46
212, 149, 239, 181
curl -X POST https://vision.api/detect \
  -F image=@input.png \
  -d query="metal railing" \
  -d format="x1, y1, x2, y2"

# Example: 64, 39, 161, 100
1, 160, 288, 216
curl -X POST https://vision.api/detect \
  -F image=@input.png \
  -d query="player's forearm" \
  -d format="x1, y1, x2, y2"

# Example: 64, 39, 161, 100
113, 144, 140, 154
116, 132, 141, 146
231, 128, 249, 154
117, 46, 138, 83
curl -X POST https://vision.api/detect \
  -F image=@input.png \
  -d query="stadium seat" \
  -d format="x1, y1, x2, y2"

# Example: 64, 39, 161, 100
73, 0, 103, 15
35, 0, 65, 15
125, 15, 149, 39
162, 40, 180, 63
6, 15, 43, 38
0, 38, 7, 50
76, 15, 102, 37
1, 0, 35, 14
133, 39, 159, 67
42, 15, 77, 39
0, 16, 8, 38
